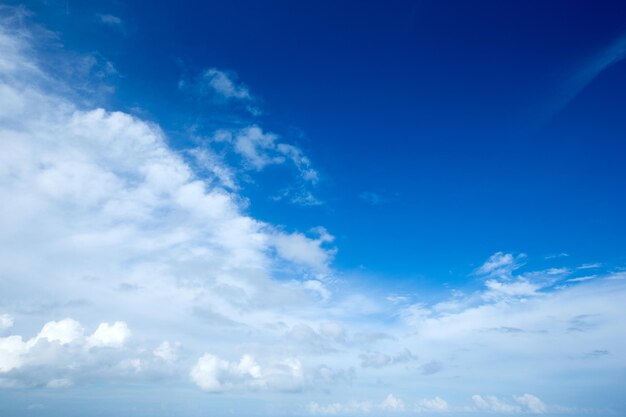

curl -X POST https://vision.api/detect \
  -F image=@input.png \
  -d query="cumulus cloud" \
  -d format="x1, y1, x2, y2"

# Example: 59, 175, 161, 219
190, 353, 304, 393
0, 12, 336, 391
87, 322, 131, 348
153, 341, 178, 363
515, 394, 547, 414
415, 396, 449, 412
381, 394, 405, 411
0, 318, 130, 382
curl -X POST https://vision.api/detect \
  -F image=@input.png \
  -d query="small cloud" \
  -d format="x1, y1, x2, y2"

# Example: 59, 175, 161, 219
566, 275, 597, 283
153, 341, 179, 363
578, 263, 602, 270
200, 68, 252, 100
182, 68, 259, 114
381, 394, 405, 412
490, 326, 524, 334
583, 349, 609, 359
416, 396, 449, 413
359, 192, 384, 205
359, 351, 391, 368
472, 395, 521, 413
46, 378, 72, 389
0, 313, 14, 330
475, 252, 525, 279
420, 360, 443, 375
96, 13, 123, 28
514, 394, 548, 414
544, 253, 569, 259
386, 295, 410, 304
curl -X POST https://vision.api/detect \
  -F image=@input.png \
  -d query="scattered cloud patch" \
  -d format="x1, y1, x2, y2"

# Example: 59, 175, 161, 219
0, 314, 13, 330
515, 394, 548, 414
359, 192, 384, 205
415, 396, 449, 412
96, 13, 123, 28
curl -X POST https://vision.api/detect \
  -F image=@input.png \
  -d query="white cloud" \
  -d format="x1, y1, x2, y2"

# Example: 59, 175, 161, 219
381, 394, 405, 412
0, 318, 132, 380
234, 126, 284, 169
190, 353, 304, 393
308, 395, 406, 415
475, 252, 525, 279
87, 322, 131, 348
308, 401, 373, 415
271, 227, 335, 273
0, 314, 13, 330
472, 395, 521, 413
46, 378, 72, 389
201, 68, 252, 101
515, 394, 547, 414
231, 126, 320, 186
36, 318, 84, 345
415, 396, 449, 413
96, 14, 123, 28
153, 341, 178, 363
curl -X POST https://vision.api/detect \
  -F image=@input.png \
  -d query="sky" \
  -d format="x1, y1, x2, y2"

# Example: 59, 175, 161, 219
0, 1, 625, 416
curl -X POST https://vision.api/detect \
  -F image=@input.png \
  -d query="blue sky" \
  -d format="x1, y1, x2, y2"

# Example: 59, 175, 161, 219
0, 1, 625, 416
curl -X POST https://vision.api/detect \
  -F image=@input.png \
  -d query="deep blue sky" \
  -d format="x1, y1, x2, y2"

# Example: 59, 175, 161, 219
20, 0, 626, 282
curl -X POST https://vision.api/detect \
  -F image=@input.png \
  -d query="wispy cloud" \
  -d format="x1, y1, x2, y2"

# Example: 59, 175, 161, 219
547, 31, 626, 118
359, 191, 384, 205
180, 67, 260, 115
96, 13, 123, 28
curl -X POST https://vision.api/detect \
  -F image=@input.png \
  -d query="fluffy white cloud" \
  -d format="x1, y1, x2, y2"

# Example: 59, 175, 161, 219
36, 319, 84, 345
381, 394, 405, 411
515, 394, 547, 414
415, 396, 449, 412
87, 322, 131, 348
190, 353, 304, 393
153, 341, 178, 363
0, 318, 131, 380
